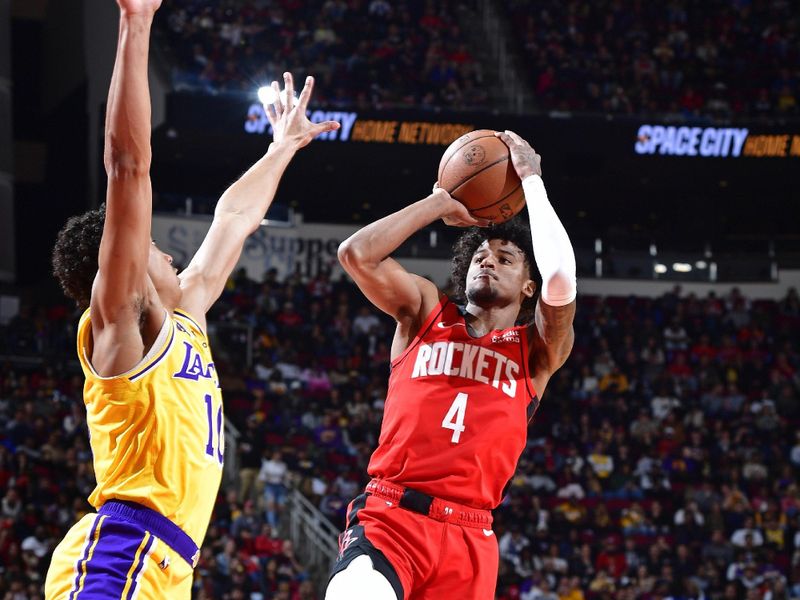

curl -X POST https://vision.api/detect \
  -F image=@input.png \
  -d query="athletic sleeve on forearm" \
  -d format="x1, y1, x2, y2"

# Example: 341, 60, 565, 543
523, 174, 577, 307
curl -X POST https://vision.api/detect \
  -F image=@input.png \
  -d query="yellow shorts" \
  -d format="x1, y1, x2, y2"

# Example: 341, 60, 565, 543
45, 512, 193, 600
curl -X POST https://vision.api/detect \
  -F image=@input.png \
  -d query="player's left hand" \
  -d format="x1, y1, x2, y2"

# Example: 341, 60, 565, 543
266, 73, 340, 149
432, 185, 490, 228
495, 130, 542, 180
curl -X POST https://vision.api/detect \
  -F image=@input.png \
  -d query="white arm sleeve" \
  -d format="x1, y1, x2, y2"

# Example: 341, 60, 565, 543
522, 174, 577, 307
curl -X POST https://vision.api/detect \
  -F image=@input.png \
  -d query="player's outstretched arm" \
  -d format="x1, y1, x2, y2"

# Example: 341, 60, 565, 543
91, 0, 162, 367
338, 188, 486, 325
179, 73, 339, 321
496, 131, 577, 379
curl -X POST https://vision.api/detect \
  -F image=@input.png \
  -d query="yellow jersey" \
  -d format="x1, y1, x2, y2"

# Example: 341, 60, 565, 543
76, 308, 224, 547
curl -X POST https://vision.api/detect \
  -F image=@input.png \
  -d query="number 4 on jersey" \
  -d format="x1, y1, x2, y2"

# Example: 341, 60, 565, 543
442, 392, 468, 443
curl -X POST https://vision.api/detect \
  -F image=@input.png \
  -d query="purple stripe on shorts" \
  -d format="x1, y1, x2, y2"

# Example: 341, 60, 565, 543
78, 521, 149, 599
68, 515, 101, 600
125, 534, 156, 600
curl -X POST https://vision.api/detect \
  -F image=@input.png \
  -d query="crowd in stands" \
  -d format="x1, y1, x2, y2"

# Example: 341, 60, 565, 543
156, 0, 489, 110
1, 267, 800, 598
506, 0, 799, 118
153, 0, 800, 119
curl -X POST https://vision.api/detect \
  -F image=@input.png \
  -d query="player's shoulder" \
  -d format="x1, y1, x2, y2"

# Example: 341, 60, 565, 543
414, 295, 466, 339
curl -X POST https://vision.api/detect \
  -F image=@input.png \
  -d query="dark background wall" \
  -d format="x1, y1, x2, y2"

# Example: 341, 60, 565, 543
0, 0, 14, 282
10, 0, 88, 286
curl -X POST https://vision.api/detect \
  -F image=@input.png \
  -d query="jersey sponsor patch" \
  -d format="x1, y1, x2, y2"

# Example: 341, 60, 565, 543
491, 330, 520, 344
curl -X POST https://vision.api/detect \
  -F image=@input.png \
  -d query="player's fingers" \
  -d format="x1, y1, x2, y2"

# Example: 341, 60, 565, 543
309, 121, 339, 140
283, 72, 295, 111
271, 80, 283, 117
313, 120, 340, 135
297, 75, 315, 111
265, 102, 277, 127
504, 129, 529, 148
452, 203, 484, 226
495, 131, 513, 147
463, 212, 491, 227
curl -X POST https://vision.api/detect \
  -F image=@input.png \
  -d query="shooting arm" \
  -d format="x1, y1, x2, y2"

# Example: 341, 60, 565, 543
525, 174, 577, 373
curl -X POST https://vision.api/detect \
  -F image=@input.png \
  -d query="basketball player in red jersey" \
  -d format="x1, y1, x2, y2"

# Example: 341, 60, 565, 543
325, 130, 576, 600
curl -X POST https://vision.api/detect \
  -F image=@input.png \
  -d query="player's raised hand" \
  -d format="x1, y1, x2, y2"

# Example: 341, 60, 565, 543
431, 185, 490, 228
116, 0, 162, 16
266, 73, 340, 149
495, 130, 542, 180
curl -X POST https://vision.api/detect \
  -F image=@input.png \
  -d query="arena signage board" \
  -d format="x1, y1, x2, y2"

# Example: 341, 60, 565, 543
152, 215, 359, 281
155, 93, 798, 238
634, 124, 800, 158
244, 103, 475, 146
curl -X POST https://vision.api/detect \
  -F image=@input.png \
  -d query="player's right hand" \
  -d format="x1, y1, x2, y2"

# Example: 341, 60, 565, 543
266, 73, 340, 149
431, 186, 490, 228
116, 0, 162, 15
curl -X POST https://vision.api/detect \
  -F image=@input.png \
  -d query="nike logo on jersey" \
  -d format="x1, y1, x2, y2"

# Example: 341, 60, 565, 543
411, 341, 520, 398
483, 529, 494, 537
437, 322, 466, 329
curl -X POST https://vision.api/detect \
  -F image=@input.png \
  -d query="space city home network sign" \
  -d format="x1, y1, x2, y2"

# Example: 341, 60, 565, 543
244, 103, 473, 145
634, 124, 800, 158
152, 215, 358, 281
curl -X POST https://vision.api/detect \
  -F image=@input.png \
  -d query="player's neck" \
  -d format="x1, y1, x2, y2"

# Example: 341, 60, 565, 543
150, 278, 181, 315
463, 302, 519, 336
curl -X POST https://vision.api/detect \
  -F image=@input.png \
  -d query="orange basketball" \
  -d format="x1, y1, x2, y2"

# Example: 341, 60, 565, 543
437, 129, 524, 224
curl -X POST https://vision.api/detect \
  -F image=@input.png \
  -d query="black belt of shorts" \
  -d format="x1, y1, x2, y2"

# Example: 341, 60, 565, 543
398, 488, 434, 515
365, 479, 493, 528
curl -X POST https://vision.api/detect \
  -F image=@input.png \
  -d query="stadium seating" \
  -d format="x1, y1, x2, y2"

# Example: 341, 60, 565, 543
504, 0, 799, 117
153, 0, 799, 118
156, 0, 489, 110
1, 275, 799, 597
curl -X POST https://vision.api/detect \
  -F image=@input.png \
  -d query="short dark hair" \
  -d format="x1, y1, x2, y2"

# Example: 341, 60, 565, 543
52, 204, 106, 310
450, 216, 540, 324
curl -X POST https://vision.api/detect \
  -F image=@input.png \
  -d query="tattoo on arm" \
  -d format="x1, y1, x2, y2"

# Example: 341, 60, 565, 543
534, 300, 576, 371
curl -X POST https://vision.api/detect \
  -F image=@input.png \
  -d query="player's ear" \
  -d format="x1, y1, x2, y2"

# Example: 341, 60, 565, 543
522, 279, 535, 299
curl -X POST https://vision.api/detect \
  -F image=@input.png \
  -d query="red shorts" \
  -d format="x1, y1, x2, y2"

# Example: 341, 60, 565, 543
330, 480, 499, 600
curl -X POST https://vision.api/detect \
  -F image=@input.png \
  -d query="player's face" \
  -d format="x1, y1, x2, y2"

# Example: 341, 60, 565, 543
148, 241, 181, 299
465, 239, 534, 307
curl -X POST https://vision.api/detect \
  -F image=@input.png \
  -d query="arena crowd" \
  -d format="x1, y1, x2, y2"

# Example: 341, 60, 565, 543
1, 266, 799, 598
154, 0, 799, 118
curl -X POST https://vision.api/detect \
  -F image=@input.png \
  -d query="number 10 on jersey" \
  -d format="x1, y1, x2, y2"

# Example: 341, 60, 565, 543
442, 393, 468, 443
204, 394, 224, 464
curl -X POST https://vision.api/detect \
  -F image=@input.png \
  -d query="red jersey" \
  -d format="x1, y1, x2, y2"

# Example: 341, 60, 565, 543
368, 298, 538, 509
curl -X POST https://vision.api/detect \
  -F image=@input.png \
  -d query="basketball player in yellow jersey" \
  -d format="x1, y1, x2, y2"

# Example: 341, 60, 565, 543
44, 1, 338, 598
